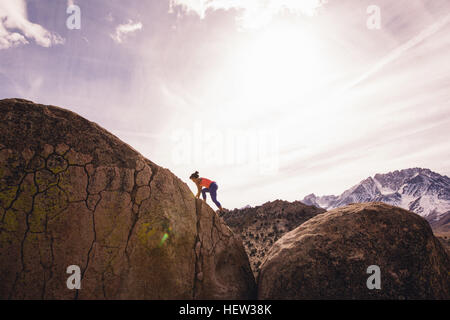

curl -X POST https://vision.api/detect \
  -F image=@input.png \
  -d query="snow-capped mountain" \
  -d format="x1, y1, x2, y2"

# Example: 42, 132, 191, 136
302, 168, 450, 220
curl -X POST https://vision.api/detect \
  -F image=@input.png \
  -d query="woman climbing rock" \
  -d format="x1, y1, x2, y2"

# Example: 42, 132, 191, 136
190, 171, 224, 211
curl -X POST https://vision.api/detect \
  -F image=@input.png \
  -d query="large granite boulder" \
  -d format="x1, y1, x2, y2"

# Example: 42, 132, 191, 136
0, 98, 255, 299
258, 202, 450, 299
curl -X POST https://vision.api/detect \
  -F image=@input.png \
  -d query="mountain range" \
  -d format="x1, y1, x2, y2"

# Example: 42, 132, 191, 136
302, 168, 450, 221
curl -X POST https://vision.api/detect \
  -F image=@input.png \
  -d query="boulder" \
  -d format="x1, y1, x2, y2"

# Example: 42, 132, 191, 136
0, 99, 255, 299
258, 202, 450, 299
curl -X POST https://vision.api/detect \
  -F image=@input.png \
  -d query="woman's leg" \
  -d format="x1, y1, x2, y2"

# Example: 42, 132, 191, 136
209, 183, 222, 209
201, 188, 209, 200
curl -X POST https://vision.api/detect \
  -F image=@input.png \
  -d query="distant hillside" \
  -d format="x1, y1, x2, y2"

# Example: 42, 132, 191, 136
220, 200, 325, 276
428, 211, 450, 253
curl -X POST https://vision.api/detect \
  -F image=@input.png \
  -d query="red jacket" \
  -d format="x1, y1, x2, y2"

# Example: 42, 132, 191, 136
200, 178, 213, 188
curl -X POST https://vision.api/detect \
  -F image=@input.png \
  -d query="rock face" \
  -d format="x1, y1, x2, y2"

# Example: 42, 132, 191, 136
258, 202, 450, 300
220, 200, 325, 277
0, 99, 255, 299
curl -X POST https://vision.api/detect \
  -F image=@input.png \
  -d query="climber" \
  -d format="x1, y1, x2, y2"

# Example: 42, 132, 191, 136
189, 171, 223, 211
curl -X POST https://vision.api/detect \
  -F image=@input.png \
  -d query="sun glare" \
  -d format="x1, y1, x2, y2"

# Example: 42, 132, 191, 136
233, 23, 323, 112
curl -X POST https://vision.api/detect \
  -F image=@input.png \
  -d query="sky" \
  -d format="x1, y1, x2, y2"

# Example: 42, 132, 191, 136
0, 0, 449, 209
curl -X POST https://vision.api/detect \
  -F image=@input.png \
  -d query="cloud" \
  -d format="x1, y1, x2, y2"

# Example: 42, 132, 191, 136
0, 0, 64, 50
344, 12, 450, 91
169, 0, 326, 29
110, 20, 143, 44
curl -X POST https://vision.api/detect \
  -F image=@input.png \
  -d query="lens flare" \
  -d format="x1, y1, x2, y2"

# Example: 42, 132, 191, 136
159, 233, 169, 247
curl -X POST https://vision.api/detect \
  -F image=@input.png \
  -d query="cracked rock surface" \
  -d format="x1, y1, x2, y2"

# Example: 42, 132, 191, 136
258, 202, 450, 299
0, 99, 256, 299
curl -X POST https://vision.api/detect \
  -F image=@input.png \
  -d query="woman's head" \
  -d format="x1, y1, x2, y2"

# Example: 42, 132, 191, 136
190, 171, 199, 181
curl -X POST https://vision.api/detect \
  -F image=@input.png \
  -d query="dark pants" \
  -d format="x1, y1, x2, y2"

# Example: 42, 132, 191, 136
202, 182, 221, 209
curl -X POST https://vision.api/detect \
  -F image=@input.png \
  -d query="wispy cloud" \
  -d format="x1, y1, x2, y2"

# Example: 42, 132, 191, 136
344, 12, 450, 91
169, 0, 325, 29
110, 20, 143, 44
0, 0, 64, 50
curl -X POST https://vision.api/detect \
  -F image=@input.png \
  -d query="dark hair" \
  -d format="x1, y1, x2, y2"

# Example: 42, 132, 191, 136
190, 171, 199, 179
